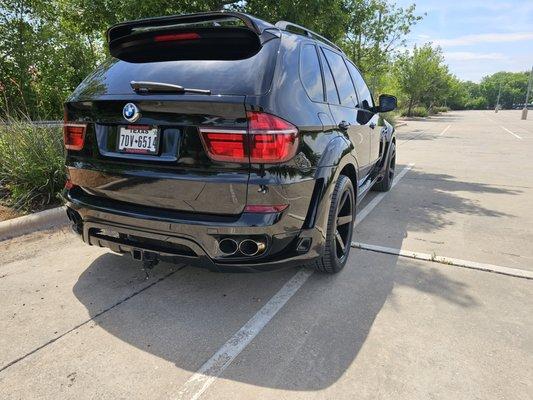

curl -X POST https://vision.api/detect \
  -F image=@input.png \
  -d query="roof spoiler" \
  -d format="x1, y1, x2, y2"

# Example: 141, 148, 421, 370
107, 12, 276, 63
107, 11, 274, 44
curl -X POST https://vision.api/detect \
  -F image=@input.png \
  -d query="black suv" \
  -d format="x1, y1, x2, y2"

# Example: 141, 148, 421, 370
64, 12, 397, 273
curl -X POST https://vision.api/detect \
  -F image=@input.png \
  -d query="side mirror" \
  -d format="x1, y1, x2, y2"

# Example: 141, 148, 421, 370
378, 94, 397, 113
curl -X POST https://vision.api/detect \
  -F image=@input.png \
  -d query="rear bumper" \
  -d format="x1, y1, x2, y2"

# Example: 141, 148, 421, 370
65, 187, 325, 272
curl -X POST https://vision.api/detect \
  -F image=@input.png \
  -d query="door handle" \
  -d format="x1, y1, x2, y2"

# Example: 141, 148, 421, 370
369, 122, 376, 129
338, 121, 351, 131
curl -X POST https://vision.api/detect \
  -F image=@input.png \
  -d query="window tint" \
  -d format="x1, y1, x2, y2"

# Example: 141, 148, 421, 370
92, 39, 279, 96
322, 48, 358, 107
318, 49, 340, 104
299, 44, 324, 102
346, 61, 374, 109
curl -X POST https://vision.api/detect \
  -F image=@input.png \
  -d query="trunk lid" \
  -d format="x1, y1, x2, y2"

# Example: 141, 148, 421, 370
66, 96, 249, 214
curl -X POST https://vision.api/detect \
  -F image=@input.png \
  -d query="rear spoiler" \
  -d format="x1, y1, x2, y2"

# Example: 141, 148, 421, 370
107, 12, 276, 63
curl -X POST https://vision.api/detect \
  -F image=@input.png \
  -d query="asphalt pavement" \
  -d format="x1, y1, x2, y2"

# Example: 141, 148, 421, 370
0, 110, 532, 399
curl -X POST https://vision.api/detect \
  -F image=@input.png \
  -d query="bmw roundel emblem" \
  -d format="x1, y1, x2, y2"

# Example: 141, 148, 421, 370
123, 103, 140, 123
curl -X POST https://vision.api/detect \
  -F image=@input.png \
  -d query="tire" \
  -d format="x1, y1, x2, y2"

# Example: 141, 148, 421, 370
373, 141, 396, 192
313, 175, 355, 274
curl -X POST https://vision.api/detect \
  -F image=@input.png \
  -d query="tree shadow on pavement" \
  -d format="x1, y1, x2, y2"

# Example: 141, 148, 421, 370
72, 164, 506, 392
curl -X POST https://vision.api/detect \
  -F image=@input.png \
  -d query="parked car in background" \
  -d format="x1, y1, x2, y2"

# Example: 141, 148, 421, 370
63, 11, 397, 274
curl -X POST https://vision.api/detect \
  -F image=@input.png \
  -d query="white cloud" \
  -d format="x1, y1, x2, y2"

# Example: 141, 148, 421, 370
435, 32, 533, 47
444, 52, 505, 61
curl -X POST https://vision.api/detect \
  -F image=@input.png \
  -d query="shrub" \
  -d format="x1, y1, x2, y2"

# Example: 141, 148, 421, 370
432, 106, 450, 113
0, 118, 65, 211
400, 106, 429, 117
378, 111, 399, 127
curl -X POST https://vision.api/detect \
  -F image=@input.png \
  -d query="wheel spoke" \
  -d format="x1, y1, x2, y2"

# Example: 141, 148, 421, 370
337, 214, 353, 226
338, 191, 348, 212
335, 230, 346, 252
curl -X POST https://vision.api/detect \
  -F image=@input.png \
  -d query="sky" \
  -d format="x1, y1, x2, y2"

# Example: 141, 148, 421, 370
396, 0, 533, 82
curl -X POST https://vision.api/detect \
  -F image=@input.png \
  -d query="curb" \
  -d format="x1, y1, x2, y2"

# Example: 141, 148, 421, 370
0, 206, 68, 241
395, 122, 407, 127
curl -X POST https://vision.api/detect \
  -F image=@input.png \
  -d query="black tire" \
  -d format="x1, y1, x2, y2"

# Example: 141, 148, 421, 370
373, 141, 396, 192
313, 175, 355, 273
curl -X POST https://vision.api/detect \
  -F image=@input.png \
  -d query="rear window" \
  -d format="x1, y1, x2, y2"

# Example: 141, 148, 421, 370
87, 38, 279, 97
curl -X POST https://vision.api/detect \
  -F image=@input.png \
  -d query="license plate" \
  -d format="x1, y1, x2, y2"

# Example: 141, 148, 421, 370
118, 125, 159, 154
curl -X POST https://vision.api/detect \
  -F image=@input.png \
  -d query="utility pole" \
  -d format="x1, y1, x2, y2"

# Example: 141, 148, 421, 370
495, 81, 502, 113
522, 65, 533, 120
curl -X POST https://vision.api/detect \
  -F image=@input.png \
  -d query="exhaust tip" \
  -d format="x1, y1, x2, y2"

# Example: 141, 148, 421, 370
218, 238, 238, 256
239, 239, 266, 257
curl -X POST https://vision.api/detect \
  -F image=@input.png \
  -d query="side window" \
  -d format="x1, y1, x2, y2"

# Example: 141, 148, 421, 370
346, 61, 374, 109
322, 48, 358, 107
318, 48, 340, 105
299, 44, 324, 102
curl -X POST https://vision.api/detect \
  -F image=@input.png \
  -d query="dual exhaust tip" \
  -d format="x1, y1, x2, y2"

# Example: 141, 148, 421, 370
218, 238, 266, 257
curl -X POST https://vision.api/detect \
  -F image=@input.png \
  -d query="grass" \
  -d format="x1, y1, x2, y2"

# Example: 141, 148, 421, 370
0, 118, 65, 211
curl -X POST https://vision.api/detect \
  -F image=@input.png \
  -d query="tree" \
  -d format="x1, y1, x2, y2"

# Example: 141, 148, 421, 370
0, 0, 423, 119
479, 71, 529, 109
341, 0, 423, 91
394, 44, 450, 116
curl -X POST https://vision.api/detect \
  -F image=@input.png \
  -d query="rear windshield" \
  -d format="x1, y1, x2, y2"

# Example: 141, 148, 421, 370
75, 38, 279, 98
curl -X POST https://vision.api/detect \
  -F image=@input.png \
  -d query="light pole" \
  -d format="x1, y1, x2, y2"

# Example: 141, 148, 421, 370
522, 66, 533, 120
495, 81, 502, 113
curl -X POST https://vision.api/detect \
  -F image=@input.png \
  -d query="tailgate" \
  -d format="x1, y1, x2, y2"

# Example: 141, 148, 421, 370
65, 96, 250, 215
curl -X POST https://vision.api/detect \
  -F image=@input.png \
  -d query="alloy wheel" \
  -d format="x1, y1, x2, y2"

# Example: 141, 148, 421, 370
335, 189, 354, 260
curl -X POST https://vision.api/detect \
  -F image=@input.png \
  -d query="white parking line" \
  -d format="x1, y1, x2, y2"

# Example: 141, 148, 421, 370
351, 242, 533, 280
439, 125, 451, 136
175, 164, 415, 400
501, 126, 522, 140
356, 163, 414, 224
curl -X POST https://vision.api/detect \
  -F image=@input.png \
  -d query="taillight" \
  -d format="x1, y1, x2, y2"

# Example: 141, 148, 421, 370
247, 112, 299, 163
199, 112, 299, 164
63, 123, 87, 151
199, 130, 247, 162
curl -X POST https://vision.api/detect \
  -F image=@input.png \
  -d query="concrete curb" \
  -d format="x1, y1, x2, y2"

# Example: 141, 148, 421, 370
395, 122, 407, 127
0, 206, 68, 241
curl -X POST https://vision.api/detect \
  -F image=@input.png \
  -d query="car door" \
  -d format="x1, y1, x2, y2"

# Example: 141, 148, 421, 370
319, 47, 371, 175
345, 60, 380, 165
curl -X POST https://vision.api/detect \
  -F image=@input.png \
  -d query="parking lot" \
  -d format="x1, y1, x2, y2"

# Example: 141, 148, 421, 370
1, 110, 532, 399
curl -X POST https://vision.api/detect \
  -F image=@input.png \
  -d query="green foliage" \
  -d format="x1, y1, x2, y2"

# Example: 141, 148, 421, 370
478, 71, 529, 109
341, 0, 423, 91
432, 106, 450, 113
400, 106, 428, 117
393, 44, 450, 116
378, 111, 399, 127
464, 96, 488, 110
0, 118, 65, 210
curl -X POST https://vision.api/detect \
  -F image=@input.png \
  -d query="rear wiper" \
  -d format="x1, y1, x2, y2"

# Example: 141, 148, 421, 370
130, 81, 211, 95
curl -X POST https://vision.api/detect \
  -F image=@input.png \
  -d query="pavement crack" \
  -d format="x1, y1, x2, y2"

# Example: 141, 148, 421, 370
0, 265, 186, 374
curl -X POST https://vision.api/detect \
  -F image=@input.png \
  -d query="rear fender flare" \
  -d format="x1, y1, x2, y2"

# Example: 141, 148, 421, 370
378, 121, 396, 172
303, 135, 358, 238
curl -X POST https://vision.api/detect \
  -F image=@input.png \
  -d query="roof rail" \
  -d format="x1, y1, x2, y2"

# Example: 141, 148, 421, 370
274, 21, 342, 52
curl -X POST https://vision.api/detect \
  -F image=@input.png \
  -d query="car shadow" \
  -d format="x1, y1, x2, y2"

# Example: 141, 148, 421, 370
71, 164, 512, 392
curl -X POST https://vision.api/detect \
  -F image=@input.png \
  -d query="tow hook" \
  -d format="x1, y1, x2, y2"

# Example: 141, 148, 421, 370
134, 250, 159, 279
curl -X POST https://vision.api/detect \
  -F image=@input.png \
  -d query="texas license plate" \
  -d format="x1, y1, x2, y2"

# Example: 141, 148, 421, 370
118, 125, 159, 154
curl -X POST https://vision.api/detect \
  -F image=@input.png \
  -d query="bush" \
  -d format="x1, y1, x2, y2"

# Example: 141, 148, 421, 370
0, 118, 65, 211
378, 111, 399, 127
400, 106, 429, 117
432, 106, 450, 113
